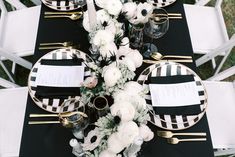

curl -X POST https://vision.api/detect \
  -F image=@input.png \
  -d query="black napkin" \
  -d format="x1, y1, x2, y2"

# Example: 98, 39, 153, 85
35, 86, 80, 99
35, 59, 83, 99
40, 59, 82, 66
149, 75, 202, 115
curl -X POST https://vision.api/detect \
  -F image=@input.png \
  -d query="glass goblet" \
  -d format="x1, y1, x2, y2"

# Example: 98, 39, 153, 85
142, 8, 169, 58
59, 98, 89, 139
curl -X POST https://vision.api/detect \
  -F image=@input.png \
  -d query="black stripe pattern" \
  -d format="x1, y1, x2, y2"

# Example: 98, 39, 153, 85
137, 61, 207, 130
42, 0, 86, 11
148, 0, 176, 8
28, 49, 94, 113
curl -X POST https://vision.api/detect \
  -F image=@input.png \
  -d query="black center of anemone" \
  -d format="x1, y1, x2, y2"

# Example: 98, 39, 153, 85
119, 55, 125, 60
102, 21, 108, 27
141, 9, 148, 16
90, 136, 97, 143
114, 116, 121, 124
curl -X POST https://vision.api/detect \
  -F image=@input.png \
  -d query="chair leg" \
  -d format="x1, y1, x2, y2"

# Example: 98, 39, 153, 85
0, 60, 15, 83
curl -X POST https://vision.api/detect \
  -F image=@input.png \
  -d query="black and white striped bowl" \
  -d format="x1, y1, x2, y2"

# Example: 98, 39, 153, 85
137, 61, 207, 130
147, 0, 177, 8
28, 48, 93, 113
41, 0, 86, 11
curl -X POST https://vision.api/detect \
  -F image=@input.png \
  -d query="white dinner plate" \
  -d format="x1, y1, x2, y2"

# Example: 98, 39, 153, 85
41, 0, 86, 11
28, 48, 94, 113
137, 61, 207, 130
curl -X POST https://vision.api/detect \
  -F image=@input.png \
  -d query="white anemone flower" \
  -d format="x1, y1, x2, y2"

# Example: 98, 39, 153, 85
136, 2, 153, 24
104, 0, 123, 16
139, 124, 154, 142
99, 42, 117, 58
83, 9, 111, 32
122, 2, 137, 19
107, 133, 126, 153
93, 30, 114, 47
103, 65, 122, 87
117, 121, 139, 147
120, 37, 130, 47
82, 128, 102, 151
110, 101, 136, 122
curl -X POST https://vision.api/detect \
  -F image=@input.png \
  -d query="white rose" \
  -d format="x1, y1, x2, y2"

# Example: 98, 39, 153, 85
117, 46, 131, 57
110, 101, 136, 122
93, 30, 114, 47
94, 0, 108, 8
139, 124, 154, 142
119, 57, 136, 71
99, 150, 117, 157
122, 2, 137, 19
117, 121, 139, 146
107, 133, 126, 153
124, 81, 143, 94
100, 42, 117, 58
126, 49, 143, 68
104, 0, 123, 16
103, 65, 122, 87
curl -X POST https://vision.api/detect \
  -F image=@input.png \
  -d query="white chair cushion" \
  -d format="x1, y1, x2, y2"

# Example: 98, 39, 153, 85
0, 87, 28, 157
1, 5, 41, 57
184, 4, 229, 54
203, 81, 235, 148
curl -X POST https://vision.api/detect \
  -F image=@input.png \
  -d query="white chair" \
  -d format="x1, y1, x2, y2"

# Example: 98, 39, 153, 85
0, 87, 28, 157
0, 0, 41, 82
183, 0, 235, 75
203, 66, 235, 156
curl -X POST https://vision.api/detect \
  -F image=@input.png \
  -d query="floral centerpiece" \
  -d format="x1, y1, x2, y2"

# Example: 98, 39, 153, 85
71, 0, 155, 157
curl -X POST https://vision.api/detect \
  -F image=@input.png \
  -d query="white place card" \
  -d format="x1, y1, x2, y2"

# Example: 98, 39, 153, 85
35, 65, 84, 87
149, 82, 200, 107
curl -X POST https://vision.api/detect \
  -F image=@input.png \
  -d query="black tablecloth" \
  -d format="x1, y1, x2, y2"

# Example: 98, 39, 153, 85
19, 1, 215, 157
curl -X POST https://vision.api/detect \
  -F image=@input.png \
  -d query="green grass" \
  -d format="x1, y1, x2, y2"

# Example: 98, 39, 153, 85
0, 0, 234, 87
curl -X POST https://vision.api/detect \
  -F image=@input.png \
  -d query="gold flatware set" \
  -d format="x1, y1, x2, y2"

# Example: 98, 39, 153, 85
44, 11, 83, 20
28, 111, 87, 125
143, 51, 193, 64
39, 41, 79, 50
157, 131, 207, 144
152, 12, 183, 21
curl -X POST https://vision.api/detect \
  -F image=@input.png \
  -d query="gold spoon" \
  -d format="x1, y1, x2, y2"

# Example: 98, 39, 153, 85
151, 52, 192, 61
44, 11, 82, 15
44, 13, 82, 20
29, 111, 88, 118
167, 137, 207, 144
157, 131, 206, 138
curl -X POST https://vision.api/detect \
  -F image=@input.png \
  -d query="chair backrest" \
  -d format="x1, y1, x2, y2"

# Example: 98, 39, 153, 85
0, 87, 28, 157
203, 66, 235, 155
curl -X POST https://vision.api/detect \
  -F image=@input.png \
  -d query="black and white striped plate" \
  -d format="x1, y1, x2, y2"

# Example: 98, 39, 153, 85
137, 61, 207, 130
41, 0, 86, 11
28, 48, 94, 113
147, 0, 176, 8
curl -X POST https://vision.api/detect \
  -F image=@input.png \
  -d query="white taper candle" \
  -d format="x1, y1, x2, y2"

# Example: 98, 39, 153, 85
86, 0, 97, 30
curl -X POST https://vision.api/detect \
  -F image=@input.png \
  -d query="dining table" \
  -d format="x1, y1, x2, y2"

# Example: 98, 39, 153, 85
19, 0, 215, 157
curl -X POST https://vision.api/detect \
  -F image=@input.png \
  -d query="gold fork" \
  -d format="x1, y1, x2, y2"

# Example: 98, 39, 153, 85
167, 137, 207, 144
157, 131, 207, 138
29, 111, 88, 118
